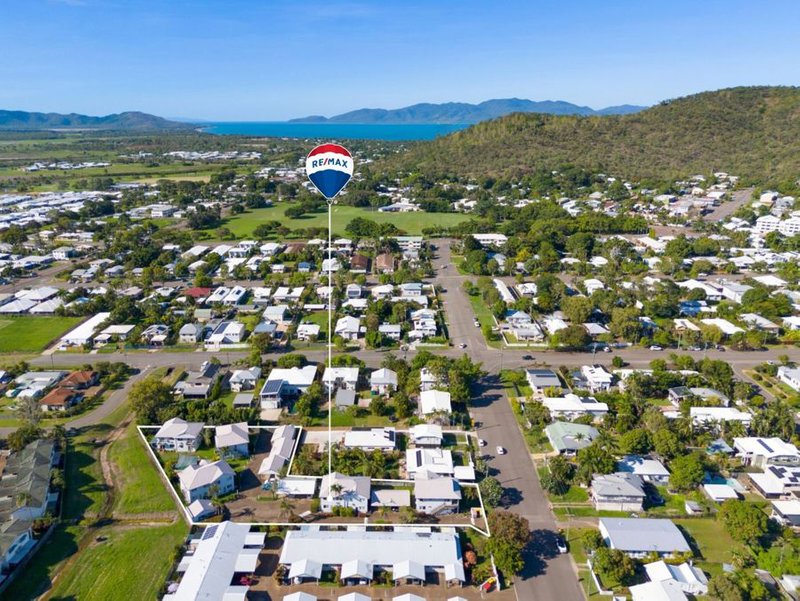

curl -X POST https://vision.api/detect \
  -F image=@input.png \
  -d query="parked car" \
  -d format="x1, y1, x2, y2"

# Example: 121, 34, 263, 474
556, 537, 568, 554
649, 345, 663, 351
478, 439, 487, 447
496, 446, 506, 455
474, 319, 480, 327
459, 343, 467, 349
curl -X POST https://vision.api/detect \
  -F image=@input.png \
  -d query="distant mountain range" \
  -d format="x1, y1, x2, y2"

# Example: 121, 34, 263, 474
0, 110, 195, 131
290, 98, 646, 124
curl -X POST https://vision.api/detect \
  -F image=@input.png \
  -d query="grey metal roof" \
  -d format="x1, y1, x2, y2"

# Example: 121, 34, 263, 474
600, 518, 691, 553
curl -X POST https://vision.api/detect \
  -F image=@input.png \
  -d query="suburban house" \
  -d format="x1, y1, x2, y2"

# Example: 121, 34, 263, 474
733, 437, 800, 468
545, 422, 599, 455
410, 424, 444, 447
419, 389, 452, 415
639, 560, 709, 597
369, 368, 398, 395
179, 323, 203, 344
375, 253, 395, 273
578, 365, 614, 393
152, 418, 204, 452
778, 366, 800, 392
205, 320, 247, 346
322, 367, 359, 392
617, 455, 670, 485
228, 367, 261, 392
526, 366, 563, 393
748, 465, 800, 499
215, 423, 250, 457
771, 499, 800, 527
173, 361, 223, 399
39, 387, 83, 412
296, 323, 321, 341
178, 459, 236, 503
599, 518, 691, 558
413, 473, 462, 514
405, 448, 454, 478
319, 472, 371, 514
257, 425, 297, 479
344, 428, 397, 451
591, 473, 646, 512
541, 394, 608, 420
259, 366, 318, 409
335, 316, 361, 341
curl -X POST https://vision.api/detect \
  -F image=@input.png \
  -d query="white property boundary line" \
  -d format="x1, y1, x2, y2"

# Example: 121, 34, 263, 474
136, 424, 490, 536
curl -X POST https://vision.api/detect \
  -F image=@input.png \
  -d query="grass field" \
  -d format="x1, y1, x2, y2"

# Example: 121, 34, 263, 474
223, 202, 470, 237
108, 423, 179, 515
0, 316, 82, 353
45, 521, 187, 601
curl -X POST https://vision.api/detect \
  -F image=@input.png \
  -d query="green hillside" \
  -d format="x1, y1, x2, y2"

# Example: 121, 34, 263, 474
389, 86, 800, 183
0, 110, 194, 131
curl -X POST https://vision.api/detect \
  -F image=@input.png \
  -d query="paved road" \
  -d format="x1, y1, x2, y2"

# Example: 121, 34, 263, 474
702, 187, 754, 222
472, 375, 584, 599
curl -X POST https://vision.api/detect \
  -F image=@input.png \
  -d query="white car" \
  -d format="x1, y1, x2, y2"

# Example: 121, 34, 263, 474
459, 343, 467, 349
496, 446, 506, 455
478, 439, 487, 447
649, 345, 663, 351
474, 319, 480, 327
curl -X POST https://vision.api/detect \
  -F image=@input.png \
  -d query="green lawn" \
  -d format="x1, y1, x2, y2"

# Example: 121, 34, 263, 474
0, 316, 82, 353
63, 424, 115, 520
223, 203, 470, 237
45, 521, 188, 601
108, 423, 179, 515
674, 518, 742, 565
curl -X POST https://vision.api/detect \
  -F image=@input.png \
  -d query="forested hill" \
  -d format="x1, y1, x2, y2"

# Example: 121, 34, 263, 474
0, 110, 195, 131
387, 87, 800, 183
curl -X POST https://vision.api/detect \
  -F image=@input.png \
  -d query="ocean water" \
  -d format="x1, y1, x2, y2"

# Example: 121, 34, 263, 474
201, 121, 469, 141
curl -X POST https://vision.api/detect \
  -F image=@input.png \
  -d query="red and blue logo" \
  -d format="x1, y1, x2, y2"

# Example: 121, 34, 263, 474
305, 143, 353, 200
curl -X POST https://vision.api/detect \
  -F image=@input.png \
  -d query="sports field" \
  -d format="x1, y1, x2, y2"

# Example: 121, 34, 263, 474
0, 316, 82, 353
223, 202, 470, 236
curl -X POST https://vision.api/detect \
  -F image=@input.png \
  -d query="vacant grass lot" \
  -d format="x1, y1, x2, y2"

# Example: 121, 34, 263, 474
108, 423, 178, 515
223, 202, 470, 237
45, 521, 187, 601
0, 316, 82, 353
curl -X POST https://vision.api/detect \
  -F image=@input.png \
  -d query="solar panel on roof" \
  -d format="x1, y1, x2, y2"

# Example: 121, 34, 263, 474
757, 439, 775, 453
263, 379, 284, 394
202, 525, 219, 540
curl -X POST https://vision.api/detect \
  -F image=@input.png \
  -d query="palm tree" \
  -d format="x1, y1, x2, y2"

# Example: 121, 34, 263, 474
330, 483, 344, 498
279, 498, 295, 521
211, 495, 225, 516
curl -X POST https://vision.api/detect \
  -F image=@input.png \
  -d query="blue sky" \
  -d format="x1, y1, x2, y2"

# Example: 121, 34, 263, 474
2, 0, 799, 120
